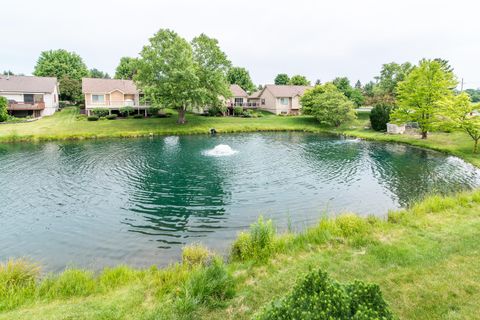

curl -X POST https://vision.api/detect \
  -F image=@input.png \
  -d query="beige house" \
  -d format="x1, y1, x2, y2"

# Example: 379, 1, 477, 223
227, 84, 249, 106
0, 75, 59, 118
253, 85, 312, 115
82, 78, 148, 116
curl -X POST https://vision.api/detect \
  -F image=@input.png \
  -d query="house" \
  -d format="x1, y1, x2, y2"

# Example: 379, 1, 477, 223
227, 84, 249, 107
254, 85, 312, 115
0, 75, 59, 118
82, 78, 149, 116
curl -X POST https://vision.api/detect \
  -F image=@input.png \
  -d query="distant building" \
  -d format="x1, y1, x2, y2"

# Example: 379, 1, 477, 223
82, 78, 149, 116
0, 75, 59, 118
255, 85, 312, 115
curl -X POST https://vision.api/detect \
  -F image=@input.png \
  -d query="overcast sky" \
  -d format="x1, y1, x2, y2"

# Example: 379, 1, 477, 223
1, 0, 479, 88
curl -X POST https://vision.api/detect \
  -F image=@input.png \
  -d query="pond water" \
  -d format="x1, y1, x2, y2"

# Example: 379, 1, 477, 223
1, 132, 479, 271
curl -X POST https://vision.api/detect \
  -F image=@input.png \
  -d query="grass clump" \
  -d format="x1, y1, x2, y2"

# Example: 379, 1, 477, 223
182, 244, 213, 267
0, 259, 40, 311
98, 265, 141, 290
39, 269, 96, 299
255, 269, 393, 320
231, 216, 275, 262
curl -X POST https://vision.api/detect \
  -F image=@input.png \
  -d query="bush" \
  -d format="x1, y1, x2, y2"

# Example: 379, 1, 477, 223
370, 103, 392, 131
233, 106, 244, 116
133, 114, 144, 119
208, 104, 227, 117
75, 114, 87, 121
119, 106, 134, 117
106, 114, 118, 120
87, 116, 99, 121
180, 258, 235, 308
255, 269, 393, 320
147, 106, 161, 116
182, 244, 213, 267
0, 96, 8, 122
91, 108, 109, 117
231, 216, 275, 261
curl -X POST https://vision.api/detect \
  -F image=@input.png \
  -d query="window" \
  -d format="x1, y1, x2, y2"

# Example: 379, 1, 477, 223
261, 99, 265, 105
92, 94, 105, 103
279, 97, 289, 105
234, 98, 243, 106
34, 94, 43, 103
24, 94, 34, 104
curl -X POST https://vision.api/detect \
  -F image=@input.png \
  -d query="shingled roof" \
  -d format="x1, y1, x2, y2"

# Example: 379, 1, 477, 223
82, 78, 139, 94
230, 84, 248, 97
0, 75, 58, 93
264, 85, 312, 97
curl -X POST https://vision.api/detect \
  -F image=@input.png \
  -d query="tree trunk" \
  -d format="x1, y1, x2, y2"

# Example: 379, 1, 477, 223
474, 139, 479, 153
421, 131, 428, 139
177, 108, 186, 124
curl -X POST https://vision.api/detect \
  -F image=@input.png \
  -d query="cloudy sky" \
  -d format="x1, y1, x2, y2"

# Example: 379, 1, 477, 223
1, 0, 479, 88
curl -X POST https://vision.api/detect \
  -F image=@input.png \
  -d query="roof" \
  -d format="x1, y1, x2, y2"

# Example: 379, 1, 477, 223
82, 78, 139, 94
230, 84, 248, 97
249, 90, 262, 98
0, 75, 58, 93
264, 85, 312, 97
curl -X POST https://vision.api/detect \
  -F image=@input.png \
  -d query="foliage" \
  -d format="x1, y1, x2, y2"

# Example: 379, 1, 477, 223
233, 106, 243, 116
114, 57, 139, 80
255, 269, 393, 320
147, 105, 161, 116
207, 104, 227, 116
0, 97, 8, 122
227, 67, 256, 93
465, 88, 480, 103
89, 68, 110, 79
288, 74, 310, 86
105, 114, 117, 120
332, 77, 365, 107
119, 106, 134, 117
33, 49, 88, 102
133, 114, 144, 119
182, 244, 213, 267
274, 73, 290, 85
87, 116, 99, 121
374, 62, 413, 100
40, 269, 96, 299
439, 92, 480, 152
392, 59, 457, 139
301, 83, 356, 127
231, 216, 275, 262
370, 102, 393, 131
91, 108, 109, 117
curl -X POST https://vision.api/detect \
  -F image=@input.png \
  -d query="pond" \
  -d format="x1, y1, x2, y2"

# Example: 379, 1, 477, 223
1, 132, 479, 271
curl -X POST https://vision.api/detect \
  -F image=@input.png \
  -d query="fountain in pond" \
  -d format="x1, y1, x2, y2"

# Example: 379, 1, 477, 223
203, 144, 238, 157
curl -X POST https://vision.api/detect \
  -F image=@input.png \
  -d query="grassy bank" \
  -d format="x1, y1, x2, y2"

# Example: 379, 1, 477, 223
1, 191, 480, 319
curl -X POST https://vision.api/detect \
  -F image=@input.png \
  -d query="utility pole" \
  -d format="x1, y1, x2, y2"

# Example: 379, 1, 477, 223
461, 78, 464, 92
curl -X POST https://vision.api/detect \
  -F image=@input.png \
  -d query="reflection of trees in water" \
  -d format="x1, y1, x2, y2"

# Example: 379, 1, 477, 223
367, 143, 472, 207
120, 137, 229, 248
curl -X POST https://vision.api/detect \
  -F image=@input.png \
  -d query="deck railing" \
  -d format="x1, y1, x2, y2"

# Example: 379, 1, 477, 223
228, 102, 264, 108
87, 100, 150, 108
8, 102, 45, 111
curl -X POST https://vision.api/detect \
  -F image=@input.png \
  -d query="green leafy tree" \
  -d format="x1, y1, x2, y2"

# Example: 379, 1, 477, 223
370, 102, 393, 131
227, 67, 255, 93
355, 80, 362, 89
274, 73, 290, 85
33, 49, 88, 102
191, 33, 232, 110
114, 57, 139, 80
440, 93, 480, 152
89, 68, 110, 79
0, 96, 8, 122
288, 74, 310, 86
59, 76, 83, 104
465, 88, 480, 103
332, 77, 365, 107
374, 62, 413, 101
136, 29, 200, 124
392, 59, 457, 139
301, 83, 356, 126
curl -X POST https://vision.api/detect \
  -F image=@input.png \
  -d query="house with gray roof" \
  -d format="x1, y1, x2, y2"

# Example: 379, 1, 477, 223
253, 85, 312, 115
0, 75, 59, 118
82, 78, 149, 116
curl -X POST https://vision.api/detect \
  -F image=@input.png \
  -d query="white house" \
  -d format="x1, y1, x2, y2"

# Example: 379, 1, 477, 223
0, 75, 59, 118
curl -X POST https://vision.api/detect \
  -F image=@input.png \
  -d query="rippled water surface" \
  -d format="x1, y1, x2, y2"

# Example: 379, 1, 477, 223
1, 132, 479, 271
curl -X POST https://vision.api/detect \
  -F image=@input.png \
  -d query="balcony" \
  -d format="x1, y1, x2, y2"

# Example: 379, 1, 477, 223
87, 100, 149, 109
227, 102, 264, 108
8, 102, 45, 111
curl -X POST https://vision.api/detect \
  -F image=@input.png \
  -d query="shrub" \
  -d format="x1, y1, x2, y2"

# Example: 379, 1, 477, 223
119, 106, 135, 117
370, 103, 392, 131
233, 106, 244, 116
180, 258, 235, 307
147, 106, 161, 116
87, 116, 99, 121
182, 244, 213, 267
208, 104, 227, 117
255, 269, 393, 320
0, 96, 8, 122
75, 114, 87, 121
231, 216, 275, 261
91, 108, 110, 117
106, 114, 118, 120
133, 114, 144, 119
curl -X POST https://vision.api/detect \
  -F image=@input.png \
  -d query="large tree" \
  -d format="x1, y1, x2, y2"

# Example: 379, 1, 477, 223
301, 83, 356, 127
89, 68, 110, 79
374, 62, 413, 101
440, 93, 480, 152
274, 73, 290, 85
191, 33, 232, 110
288, 74, 310, 86
332, 77, 364, 107
227, 67, 255, 93
33, 49, 88, 102
114, 57, 139, 80
392, 59, 457, 139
